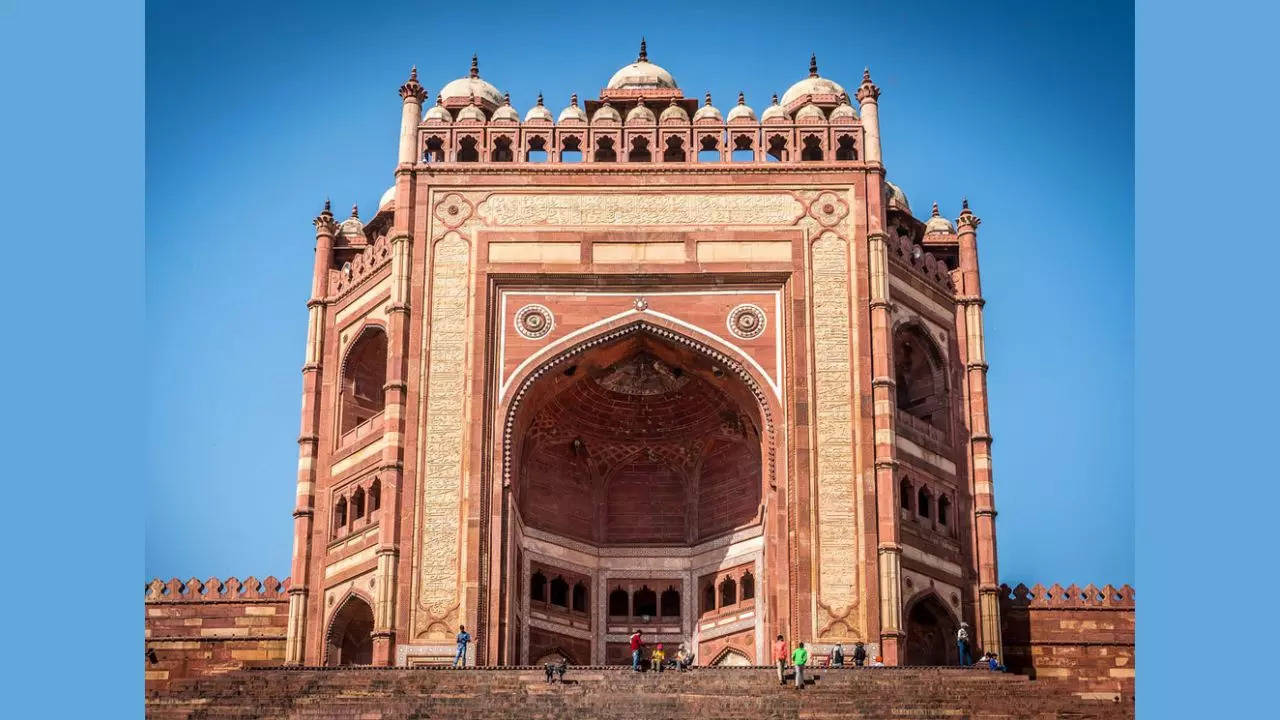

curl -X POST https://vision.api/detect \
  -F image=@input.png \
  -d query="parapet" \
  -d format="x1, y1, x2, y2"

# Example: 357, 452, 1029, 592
145, 575, 291, 602
999, 582, 1135, 608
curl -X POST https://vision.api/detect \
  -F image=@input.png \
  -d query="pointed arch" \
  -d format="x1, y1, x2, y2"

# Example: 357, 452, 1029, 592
323, 591, 375, 666
710, 646, 752, 666
338, 323, 388, 436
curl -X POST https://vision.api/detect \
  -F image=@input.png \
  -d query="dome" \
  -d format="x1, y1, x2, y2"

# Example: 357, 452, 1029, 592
338, 204, 364, 238
660, 99, 690, 123
456, 100, 486, 122
795, 103, 825, 123
780, 54, 846, 107
626, 104, 656, 124
592, 101, 622, 123
924, 203, 956, 234
438, 55, 504, 107
557, 94, 587, 123
424, 96, 451, 122
726, 92, 755, 122
830, 94, 857, 120
884, 181, 910, 213
606, 39, 678, 89
524, 93, 553, 122
692, 93, 721, 122
491, 93, 519, 122
378, 185, 395, 210
761, 94, 786, 122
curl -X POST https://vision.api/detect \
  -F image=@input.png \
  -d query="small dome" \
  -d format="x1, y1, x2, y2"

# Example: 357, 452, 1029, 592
780, 54, 846, 107
830, 94, 857, 120
558, 94, 587, 123
592, 101, 622, 123
924, 203, 956, 234
456, 100, 485, 122
884, 181, 910, 213
438, 55, 504, 107
795, 103, 825, 123
378, 185, 396, 210
338, 204, 364, 238
606, 39, 678, 89
524, 93, 553, 122
726, 92, 755, 122
626, 104, 656, 124
761, 94, 787, 122
692, 92, 721, 122
424, 96, 451, 122
491, 93, 519, 122
660, 99, 690, 123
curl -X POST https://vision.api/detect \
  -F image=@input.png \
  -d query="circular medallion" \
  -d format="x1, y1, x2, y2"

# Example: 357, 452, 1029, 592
727, 304, 767, 340
514, 304, 555, 340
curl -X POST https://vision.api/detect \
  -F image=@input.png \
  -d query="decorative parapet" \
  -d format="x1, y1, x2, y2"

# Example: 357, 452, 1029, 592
331, 233, 392, 298
887, 235, 955, 293
999, 582, 1135, 608
145, 576, 291, 602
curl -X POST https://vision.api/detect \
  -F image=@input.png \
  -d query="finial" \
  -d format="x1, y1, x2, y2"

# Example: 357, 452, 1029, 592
962, 197, 970, 211
399, 65, 426, 102
931, 202, 940, 217
638, 37, 648, 62
771, 93, 779, 105
863, 67, 871, 83
410, 66, 418, 81
839, 91, 850, 104
435, 95, 444, 106
669, 96, 678, 106
470, 54, 479, 78
314, 198, 336, 231
351, 203, 359, 218
570, 93, 579, 107
809, 53, 819, 78
737, 91, 745, 105
536, 92, 544, 106
957, 197, 979, 228
503, 91, 511, 105
704, 91, 712, 106
469, 91, 477, 105
324, 198, 331, 213
856, 66, 880, 102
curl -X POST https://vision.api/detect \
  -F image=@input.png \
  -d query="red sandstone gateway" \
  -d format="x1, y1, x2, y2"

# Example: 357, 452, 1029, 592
145, 45, 1132, 702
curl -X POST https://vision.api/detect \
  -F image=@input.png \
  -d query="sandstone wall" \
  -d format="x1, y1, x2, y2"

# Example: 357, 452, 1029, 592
999, 583, 1135, 700
144, 576, 290, 693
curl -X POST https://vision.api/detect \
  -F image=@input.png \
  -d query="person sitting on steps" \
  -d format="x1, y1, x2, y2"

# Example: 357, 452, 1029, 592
675, 643, 694, 671
544, 658, 569, 683
651, 643, 666, 673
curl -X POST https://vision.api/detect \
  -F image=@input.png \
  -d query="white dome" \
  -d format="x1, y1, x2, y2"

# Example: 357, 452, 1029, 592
592, 102, 622, 123
780, 55, 846, 106
607, 39, 678, 89
660, 101, 690, 123
456, 102, 485, 122
884, 181, 910, 213
795, 103, 825, 123
761, 94, 786, 122
491, 94, 519, 122
438, 55, 504, 106
626, 104, 656, 124
726, 92, 755, 122
423, 99, 451, 122
338, 205, 364, 238
692, 93, 721, 122
378, 185, 396, 209
557, 95, 587, 123
524, 94, 553, 122
924, 203, 956, 234
830, 99, 857, 120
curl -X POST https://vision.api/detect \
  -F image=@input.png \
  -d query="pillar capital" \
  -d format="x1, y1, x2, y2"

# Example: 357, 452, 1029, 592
957, 198, 981, 229
855, 67, 880, 103
313, 199, 337, 235
399, 66, 426, 103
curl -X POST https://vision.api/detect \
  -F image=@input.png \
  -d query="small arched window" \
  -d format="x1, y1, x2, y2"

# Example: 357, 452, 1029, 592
917, 487, 932, 519
900, 477, 913, 511
701, 582, 716, 613
594, 136, 617, 162
609, 587, 629, 616
732, 135, 754, 162
530, 571, 547, 603
572, 582, 588, 612
663, 136, 686, 162
938, 495, 951, 526
526, 136, 548, 162
766, 135, 787, 162
492, 136, 513, 162
801, 134, 823, 161
549, 576, 569, 608
894, 327, 949, 432
368, 480, 381, 512
456, 136, 479, 162
836, 135, 857, 161
351, 487, 365, 520
660, 586, 681, 617
719, 576, 737, 608
628, 137, 652, 162
633, 586, 657, 617
740, 572, 755, 601
423, 136, 445, 162
339, 327, 388, 435
333, 497, 347, 534
698, 135, 720, 162
561, 136, 582, 163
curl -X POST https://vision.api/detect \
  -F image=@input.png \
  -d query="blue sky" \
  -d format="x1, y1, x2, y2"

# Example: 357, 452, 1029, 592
145, 0, 1134, 586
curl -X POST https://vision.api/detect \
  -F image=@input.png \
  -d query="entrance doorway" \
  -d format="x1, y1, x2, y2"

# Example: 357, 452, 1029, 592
325, 594, 374, 666
903, 594, 958, 665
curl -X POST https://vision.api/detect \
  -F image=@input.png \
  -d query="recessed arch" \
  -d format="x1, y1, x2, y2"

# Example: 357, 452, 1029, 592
893, 320, 950, 433
903, 591, 962, 666
710, 646, 751, 666
324, 592, 375, 666
338, 324, 388, 435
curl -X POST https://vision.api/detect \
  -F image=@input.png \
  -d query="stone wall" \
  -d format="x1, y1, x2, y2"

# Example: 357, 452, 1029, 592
144, 576, 290, 693
999, 583, 1135, 700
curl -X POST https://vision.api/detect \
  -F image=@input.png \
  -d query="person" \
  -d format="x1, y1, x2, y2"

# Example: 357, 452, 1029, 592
870, 655, 885, 667
651, 643, 667, 673
852, 641, 867, 667
956, 622, 972, 666
985, 652, 1006, 672
675, 643, 694, 671
831, 643, 844, 667
791, 641, 809, 689
773, 634, 788, 685
630, 630, 643, 672
453, 625, 471, 667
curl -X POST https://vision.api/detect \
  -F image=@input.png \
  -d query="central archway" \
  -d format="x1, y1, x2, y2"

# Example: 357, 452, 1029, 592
903, 593, 959, 666
494, 321, 779, 666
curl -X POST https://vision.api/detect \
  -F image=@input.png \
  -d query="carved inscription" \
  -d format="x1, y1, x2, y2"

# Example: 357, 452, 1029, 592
811, 233, 858, 633
415, 233, 470, 637
476, 192, 804, 226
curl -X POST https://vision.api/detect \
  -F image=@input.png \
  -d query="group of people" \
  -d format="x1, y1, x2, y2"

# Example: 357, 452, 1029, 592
629, 631, 695, 672
772, 636, 885, 690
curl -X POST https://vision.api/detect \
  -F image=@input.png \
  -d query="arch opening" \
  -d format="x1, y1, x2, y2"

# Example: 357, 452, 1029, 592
325, 595, 374, 666
904, 594, 959, 666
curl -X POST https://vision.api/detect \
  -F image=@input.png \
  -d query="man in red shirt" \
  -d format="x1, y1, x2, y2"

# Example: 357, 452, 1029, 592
630, 631, 643, 671
773, 634, 788, 685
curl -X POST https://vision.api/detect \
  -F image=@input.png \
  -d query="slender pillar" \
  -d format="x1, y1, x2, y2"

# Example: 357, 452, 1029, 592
398, 67, 426, 164
955, 200, 1002, 658
856, 69, 882, 164
286, 201, 337, 664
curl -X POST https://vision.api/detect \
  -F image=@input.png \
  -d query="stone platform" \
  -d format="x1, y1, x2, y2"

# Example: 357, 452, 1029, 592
145, 665, 1134, 719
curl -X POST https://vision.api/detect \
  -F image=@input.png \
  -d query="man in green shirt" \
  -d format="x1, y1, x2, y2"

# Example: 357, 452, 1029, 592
791, 642, 809, 689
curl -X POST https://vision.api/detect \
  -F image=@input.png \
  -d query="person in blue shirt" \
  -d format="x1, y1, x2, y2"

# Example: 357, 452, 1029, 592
453, 625, 471, 667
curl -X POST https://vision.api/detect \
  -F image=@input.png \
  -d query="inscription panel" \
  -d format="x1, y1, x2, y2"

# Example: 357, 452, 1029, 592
476, 192, 805, 226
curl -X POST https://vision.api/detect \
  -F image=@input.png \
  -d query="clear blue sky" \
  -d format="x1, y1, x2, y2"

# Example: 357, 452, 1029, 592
145, 0, 1134, 586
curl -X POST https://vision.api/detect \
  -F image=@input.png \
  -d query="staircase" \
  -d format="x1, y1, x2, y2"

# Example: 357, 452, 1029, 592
146, 666, 1134, 720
